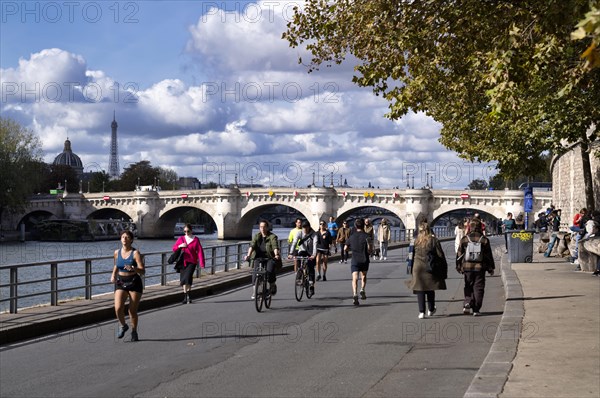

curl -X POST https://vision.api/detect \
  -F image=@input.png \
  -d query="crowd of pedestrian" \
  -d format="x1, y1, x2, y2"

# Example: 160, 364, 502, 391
110, 208, 599, 342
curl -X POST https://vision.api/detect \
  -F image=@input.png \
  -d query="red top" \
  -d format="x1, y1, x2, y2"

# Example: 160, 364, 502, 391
173, 236, 205, 268
573, 213, 583, 227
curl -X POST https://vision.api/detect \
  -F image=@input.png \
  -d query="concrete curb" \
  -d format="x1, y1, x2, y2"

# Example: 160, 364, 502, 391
463, 249, 524, 398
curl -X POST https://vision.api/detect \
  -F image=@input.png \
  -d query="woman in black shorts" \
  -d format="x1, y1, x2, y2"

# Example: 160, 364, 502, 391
111, 230, 145, 341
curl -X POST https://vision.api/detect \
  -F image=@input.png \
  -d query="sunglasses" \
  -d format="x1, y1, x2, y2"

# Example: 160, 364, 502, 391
184, 230, 191, 233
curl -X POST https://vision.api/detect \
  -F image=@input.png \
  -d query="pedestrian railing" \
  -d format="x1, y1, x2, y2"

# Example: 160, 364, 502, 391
0, 241, 284, 314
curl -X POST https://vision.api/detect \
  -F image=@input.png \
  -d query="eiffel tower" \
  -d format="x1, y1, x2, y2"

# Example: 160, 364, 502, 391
108, 112, 120, 179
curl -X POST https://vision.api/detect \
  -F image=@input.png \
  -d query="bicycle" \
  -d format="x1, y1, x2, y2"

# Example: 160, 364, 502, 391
250, 257, 272, 312
293, 256, 313, 301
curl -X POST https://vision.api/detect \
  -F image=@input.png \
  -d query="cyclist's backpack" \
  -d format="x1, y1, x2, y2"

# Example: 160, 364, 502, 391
465, 235, 484, 262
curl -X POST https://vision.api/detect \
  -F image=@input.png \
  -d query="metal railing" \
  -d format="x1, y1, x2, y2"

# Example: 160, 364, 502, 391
0, 241, 274, 314
0, 227, 452, 314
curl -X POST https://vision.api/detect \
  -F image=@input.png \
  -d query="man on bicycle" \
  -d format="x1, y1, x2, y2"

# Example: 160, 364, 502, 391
288, 218, 303, 272
288, 220, 318, 295
245, 220, 281, 298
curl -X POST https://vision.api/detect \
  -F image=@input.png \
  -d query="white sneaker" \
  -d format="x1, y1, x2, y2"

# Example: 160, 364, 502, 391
418, 312, 425, 319
427, 307, 436, 317
383, 257, 387, 261
473, 312, 481, 317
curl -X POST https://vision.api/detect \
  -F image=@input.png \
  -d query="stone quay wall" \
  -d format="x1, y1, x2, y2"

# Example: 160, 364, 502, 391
551, 141, 600, 226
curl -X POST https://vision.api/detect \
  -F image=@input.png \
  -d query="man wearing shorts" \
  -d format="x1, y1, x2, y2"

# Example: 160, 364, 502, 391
327, 216, 338, 254
344, 218, 373, 306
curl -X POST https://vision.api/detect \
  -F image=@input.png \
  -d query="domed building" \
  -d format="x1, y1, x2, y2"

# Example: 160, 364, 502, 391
53, 138, 84, 178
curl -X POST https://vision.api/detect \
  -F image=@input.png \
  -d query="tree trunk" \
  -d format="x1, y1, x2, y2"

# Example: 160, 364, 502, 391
580, 140, 595, 212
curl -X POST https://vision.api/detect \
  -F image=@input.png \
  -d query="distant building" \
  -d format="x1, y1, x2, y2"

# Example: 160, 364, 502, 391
53, 138, 83, 178
178, 177, 201, 190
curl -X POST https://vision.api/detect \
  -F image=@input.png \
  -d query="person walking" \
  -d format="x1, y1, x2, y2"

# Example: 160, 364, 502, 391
377, 218, 391, 260
111, 230, 145, 341
544, 209, 562, 257
245, 220, 282, 298
344, 218, 373, 306
337, 220, 351, 263
454, 218, 468, 254
363, 218, 375, 259
316, 220, 332, 281
456, 218, 495, 316
172, 223, 206, 304
405, 222, 448, 318
327, 216, 339, 254
502, 212, 517, 253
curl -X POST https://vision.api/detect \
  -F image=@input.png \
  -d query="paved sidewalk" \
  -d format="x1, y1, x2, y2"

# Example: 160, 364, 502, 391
500, 254, 600, 397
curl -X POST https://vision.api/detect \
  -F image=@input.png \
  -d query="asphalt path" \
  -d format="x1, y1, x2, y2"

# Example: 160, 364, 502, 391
0, 239, 506, 398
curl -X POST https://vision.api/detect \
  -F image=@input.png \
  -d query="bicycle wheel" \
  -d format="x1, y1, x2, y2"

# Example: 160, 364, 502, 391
294, 269, 304, 301
264, 278, 272, 309
305, 277, 313, 299
254, 275, 264, 312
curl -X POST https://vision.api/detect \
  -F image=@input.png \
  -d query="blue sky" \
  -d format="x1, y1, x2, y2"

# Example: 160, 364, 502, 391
0, 0, 496, 189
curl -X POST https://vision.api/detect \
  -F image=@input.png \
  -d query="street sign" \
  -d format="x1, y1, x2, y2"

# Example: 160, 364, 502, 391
524, 187, 533, 213
102, 196, 110, 201
180, 193, 189, 199
460, 193, 470, 199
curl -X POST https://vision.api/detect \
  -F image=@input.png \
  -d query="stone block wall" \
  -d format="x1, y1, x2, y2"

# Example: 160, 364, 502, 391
552, 142, 600, 226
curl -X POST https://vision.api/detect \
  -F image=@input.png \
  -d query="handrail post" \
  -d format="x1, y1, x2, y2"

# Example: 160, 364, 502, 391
224, 245, 230, 272
211, 247, 216, 274
237, 244, 243, 270
10, 267, 17, 314
50, 263, 58, 306
161, 253, 168, 286
85, 260, 92, 299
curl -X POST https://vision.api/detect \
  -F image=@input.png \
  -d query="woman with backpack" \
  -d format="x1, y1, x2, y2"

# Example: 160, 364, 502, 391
456, 218, 495, 316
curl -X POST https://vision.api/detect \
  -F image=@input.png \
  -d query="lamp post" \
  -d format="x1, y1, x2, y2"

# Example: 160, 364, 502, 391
312, 172, 315, 187
406, 173, 410, 188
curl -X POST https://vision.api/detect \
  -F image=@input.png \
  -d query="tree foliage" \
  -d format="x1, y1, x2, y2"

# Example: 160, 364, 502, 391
468, 179, 489, 190
571, 1, 600, 69
285, 0, 599, 208
117, 160, 161, 191
0, 118, 44, 226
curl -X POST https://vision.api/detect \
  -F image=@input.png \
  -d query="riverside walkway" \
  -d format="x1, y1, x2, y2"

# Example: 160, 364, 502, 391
1, 238, 598, 397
